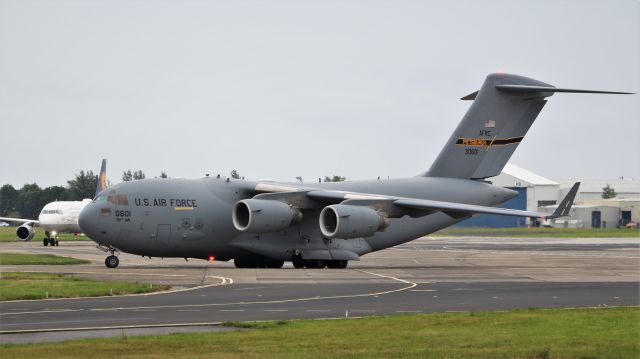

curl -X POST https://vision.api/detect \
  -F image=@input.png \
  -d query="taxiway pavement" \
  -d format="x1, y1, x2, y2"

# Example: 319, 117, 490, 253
1, 236, 638, 343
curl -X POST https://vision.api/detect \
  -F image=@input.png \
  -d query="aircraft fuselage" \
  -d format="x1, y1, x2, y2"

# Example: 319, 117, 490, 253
79, 176, 515, 261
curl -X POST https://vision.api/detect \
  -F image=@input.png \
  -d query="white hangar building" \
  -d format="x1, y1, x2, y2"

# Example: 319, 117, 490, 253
457, 163, 640, 228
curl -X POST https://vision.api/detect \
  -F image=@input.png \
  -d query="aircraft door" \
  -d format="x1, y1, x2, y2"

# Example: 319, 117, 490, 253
156, 224, 171, 247
591, 211, 601, 228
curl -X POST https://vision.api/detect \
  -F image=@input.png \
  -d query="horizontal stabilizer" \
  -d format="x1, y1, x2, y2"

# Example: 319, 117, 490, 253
462, 85, 632, 100
496, 84, 633, 95
460, 90, 479, 100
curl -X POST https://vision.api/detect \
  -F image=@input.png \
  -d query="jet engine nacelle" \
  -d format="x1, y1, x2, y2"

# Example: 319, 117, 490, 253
16, 224, 35, 241
319, 204, 389, 239
232, 199, 303, 233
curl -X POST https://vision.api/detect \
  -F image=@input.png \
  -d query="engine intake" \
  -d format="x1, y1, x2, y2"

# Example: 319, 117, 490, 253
16, 224, 35, 241
232, 199, 302, 233
319, 205, 388, 239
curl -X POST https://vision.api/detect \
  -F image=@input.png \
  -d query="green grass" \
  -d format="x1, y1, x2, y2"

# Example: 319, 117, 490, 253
0, 227, 90, 242
0, 253, 90, 265
1, 307, 637, 358
0, 272, 169, 301
434, 226, 640, 238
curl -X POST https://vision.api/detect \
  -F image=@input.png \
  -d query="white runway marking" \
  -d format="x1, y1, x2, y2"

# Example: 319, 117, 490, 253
0, 275, 234, 305
1, 269, 416, 317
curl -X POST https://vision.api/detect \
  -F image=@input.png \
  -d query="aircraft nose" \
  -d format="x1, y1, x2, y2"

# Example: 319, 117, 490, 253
78, 204, 98, 239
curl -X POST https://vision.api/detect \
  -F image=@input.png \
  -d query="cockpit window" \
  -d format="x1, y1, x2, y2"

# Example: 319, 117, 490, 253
41, 210, 63, 214
106, 194, 128, 206
117, 194, 129, 206
94, 195, 107, 203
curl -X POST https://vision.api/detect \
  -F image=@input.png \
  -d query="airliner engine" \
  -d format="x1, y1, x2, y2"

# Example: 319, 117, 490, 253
319, 205, 388, 239
16, 224, 35, 241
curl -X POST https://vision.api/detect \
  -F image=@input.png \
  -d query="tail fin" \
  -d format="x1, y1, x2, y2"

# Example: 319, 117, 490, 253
547, 182, 580, 219
95, 159, 107, 197
424, 73, 632, 179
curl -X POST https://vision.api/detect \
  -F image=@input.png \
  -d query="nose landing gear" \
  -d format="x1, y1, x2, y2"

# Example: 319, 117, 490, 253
43, 232, 59, 247
105, 255, 119, 268
98, 245, 120, 268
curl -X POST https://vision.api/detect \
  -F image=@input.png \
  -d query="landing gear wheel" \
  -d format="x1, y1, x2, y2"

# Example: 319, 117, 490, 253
54, 239, 59, 246
304, 259, 326, 269
48, 238, 56, 246
234, 258, 247, 268
105, 255, 119, 268
292, 255, 305, 269
327, 260, 347, 268
43, 238, 49, 246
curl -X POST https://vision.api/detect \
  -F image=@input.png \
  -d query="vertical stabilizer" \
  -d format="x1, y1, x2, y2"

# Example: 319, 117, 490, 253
95, 159, 107, 197
424, 73, 549, 179
424, 73, 631, 180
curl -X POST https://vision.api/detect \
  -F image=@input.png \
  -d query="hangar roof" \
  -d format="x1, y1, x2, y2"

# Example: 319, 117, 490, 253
496, 163, 558, 186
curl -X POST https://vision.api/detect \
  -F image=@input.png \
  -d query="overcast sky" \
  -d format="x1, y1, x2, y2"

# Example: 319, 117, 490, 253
1, 0, 638, 188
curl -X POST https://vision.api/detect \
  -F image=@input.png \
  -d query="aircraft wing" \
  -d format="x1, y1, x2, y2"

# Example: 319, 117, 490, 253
0, 217, 39, 225
256, 182, 580, 220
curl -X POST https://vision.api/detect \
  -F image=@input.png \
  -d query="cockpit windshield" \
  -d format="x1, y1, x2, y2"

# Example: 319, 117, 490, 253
93, 194, 107, 203
94, 194, 128, 205
41, 209, 63, 215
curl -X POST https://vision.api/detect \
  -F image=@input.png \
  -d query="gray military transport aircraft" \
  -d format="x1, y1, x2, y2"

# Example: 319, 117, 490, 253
78, 73, 631, 269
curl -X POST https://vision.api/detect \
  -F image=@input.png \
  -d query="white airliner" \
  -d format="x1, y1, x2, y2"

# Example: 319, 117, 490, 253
0, 159, 107, 246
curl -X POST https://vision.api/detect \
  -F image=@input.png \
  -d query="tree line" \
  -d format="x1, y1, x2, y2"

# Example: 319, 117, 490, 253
0, 169, 346, 220
0, 169, 153, 220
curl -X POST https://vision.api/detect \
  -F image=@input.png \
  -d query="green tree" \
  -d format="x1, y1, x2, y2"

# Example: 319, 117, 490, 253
65, 170, 98, 200
133, 170, 145, 180
0, 184, 19, 216
122, 170, 145, 181
324, 175, 346, 182
122, 170, 133, 182
40, 186, 67, 205
16, 183, 43, 220
602, 184, 617, 199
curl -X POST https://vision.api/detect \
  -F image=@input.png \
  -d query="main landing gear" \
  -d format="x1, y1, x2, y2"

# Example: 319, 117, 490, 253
43, 232, 59, 247
291, 251, 348, 269
234, 258, 284, 268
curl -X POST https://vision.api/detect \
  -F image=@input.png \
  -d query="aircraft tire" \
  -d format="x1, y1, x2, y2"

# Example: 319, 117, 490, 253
55, 239, 59, 246
233, 259, 247, 268
327, 260, 348, 269
304, 259, 326, 269
105, 255, 119, 268
43, 238, 48, 246
48, 238, 56, 246
292, 257, 305, 269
